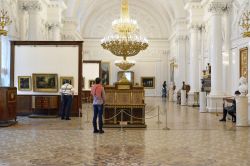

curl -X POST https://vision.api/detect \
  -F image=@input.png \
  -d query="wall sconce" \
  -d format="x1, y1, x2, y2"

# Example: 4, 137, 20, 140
239, 10, 250, 38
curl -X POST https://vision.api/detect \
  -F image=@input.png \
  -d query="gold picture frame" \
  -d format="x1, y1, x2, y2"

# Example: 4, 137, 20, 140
89, 80, 95, 88
33, 73, 58, 92
240, 47, 248, 80
141, 77, 155, 89
18, 76, 32, 91
60, 76, 74, 87
117, 71, 134, 84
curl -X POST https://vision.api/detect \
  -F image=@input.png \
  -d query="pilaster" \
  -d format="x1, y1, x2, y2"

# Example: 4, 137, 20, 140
26, 0, 43, 40
18, 0, 29, 40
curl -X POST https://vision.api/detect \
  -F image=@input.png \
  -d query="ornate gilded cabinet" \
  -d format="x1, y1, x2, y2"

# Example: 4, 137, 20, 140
103, 83, 146, 128
0, 87, 17, 123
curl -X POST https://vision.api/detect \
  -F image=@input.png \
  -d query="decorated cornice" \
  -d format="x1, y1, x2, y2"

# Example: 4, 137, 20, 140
27, 0, 43, 12
185, 2, 203, 10
208, 2, 231, 14
18, 0, 29, 11
223, 2, 232, 14
175, 34, 189, 42
48, 0, 66, 10
46, 21, 62, 30
188, 23, 204, 31
62, 17, 78, 26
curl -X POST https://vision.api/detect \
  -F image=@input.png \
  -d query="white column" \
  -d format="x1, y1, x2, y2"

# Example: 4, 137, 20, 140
48, 22, 61, 41
19, 11, 28, 40
189, 25, 200, 93
52, 25, 61, 40
18, 1, 29, 40
224, 7, 232, 95
209, 4, 223, 96
27, 1, 42, 40
176, 35, 188, 89
207, 2, 225, 112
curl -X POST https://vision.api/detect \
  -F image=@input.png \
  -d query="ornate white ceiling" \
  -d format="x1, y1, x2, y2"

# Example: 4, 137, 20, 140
63, 0, 188, 39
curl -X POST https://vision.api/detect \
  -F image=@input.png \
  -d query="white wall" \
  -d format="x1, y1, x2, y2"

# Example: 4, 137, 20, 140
82, 63, 99, 90
14, 45, 79, 95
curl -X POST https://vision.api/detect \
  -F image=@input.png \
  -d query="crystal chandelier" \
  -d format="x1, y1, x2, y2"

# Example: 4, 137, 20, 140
101, 0, 148, 70
239, 10, 250, 38
0, 10, 12, 36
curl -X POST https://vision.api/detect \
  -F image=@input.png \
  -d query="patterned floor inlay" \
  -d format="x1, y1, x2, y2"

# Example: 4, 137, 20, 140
1, 97, 250, 166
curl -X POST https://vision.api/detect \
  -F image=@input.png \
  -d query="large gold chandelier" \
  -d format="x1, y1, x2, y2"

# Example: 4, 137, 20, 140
101, 0, 148, 70
0, 10, 12, 36
239, 10, 250, 37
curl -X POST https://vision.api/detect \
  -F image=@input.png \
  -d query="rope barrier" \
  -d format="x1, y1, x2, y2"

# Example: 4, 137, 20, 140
81, 102, 169, 129
103, 110, 123, 121
122, 110, 159, 120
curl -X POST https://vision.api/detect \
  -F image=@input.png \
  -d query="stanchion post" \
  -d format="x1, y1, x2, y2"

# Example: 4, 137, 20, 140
79, 108, 83, 129
216, 103, 218, 116
157, 105, 162, 124
120, 109, 125, 132
86, 102, 90, 123
163, 99, 170, 130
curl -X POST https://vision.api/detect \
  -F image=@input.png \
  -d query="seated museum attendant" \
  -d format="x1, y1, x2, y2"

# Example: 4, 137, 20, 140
219, 91, 241, 122
60, 81, 74, 120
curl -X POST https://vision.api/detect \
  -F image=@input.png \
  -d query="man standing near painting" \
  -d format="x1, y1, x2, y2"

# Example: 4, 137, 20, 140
91, 77, 105, 134
60, 81, 74, 120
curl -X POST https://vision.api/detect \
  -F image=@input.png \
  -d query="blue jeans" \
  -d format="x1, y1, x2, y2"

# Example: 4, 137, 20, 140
61, 95, 73, 118
93, 105, 103, 131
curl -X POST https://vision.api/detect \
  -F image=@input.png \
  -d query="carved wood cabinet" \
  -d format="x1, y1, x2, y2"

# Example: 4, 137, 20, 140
32, 96, 58, 114
0, 87, 17, 121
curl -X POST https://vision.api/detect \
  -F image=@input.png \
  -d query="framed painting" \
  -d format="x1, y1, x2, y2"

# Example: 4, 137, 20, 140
101, 62, 110, 85
33, 73, 58, 92
60, 76, 74, 87
117, 71, 134, 84
18, 76, 32, 91
240, 47, 248, 80
141, 77, 155, 89
89, 80, 95, 88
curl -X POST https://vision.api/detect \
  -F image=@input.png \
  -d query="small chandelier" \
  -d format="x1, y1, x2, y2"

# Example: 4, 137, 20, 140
239, 10, 250, 38
101, 0, 148, 59
0, 10, 12, 36
115, 58, 136, 71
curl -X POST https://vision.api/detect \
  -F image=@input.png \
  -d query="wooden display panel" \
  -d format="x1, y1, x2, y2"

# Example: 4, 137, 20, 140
0, 87, 17, 121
